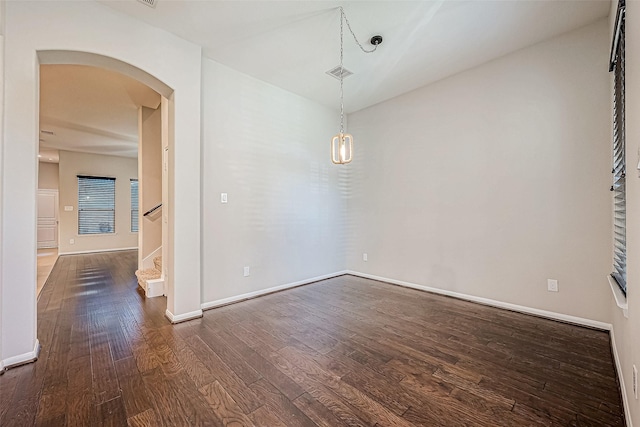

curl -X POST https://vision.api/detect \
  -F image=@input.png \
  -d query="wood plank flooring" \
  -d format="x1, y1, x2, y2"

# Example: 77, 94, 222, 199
0, 250, 625, 426
36, 248, 59, 296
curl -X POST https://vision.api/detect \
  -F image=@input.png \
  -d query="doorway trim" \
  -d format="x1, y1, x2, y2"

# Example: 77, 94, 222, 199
2, 4, 203, 366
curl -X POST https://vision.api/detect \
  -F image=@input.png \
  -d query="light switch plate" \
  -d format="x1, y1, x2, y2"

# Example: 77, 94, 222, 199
221, 193, 228, 203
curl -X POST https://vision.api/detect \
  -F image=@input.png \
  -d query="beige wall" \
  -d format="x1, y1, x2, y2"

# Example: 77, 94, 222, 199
139, 106, 162, 264
37, 162, 58, 190
58, 150, 137, 254
347, 19, 612, 323
201, 58, 345, 304
0, 0, 4, 372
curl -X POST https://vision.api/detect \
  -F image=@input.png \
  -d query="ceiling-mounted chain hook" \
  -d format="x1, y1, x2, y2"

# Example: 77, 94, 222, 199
339, 6, 383, 54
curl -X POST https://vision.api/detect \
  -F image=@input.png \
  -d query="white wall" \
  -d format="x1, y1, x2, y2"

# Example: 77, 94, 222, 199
1, 0, 202, 364
347, 19, 612, 323
201, 59, 346, 305
612, 1, 640, 424
57, 151, 137, 254
37, 162, 58, 190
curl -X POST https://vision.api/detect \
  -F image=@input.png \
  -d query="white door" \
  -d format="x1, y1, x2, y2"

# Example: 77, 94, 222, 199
37, 189, 58, 249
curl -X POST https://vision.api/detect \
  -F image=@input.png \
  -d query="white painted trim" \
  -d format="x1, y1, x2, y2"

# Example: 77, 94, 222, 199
608, 275, 629, 318
146, 277, 164, 298
165, 308, 203, 324
346, 271, 612, 331
3, 339, 40, 370
59, 247, 138, 256
201, 271, 349, 311
0, 360, 4, 375
142, 246, 162, 270
611, 328, 633, 427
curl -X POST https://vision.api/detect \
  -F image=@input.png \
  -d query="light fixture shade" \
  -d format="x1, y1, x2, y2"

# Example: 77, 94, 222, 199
331, 133, 353, 164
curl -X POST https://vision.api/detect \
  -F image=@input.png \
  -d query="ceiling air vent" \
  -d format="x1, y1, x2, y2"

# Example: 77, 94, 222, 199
137, 0, 157, 8
326, 66, 353, 80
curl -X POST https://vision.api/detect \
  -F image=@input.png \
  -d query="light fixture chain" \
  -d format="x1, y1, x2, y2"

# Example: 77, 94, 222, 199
340, 6, 378, 54
340, 8, 344, 134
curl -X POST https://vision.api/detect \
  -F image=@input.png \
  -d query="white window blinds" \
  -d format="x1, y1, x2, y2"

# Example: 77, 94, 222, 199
611, 0, 626, 294
78, 176, 116, 235
131, 179, 139, 233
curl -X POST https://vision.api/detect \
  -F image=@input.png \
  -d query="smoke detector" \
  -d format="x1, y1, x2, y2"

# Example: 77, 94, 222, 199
326, 66, 353, 80
137, 0, 157, 8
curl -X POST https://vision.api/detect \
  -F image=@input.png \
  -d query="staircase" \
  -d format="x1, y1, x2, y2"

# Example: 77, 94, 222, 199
135, 256, 164, 298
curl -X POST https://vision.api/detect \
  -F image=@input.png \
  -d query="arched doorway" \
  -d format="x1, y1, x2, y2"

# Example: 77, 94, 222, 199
2, 45, 201, 369
1, 1, 204, 367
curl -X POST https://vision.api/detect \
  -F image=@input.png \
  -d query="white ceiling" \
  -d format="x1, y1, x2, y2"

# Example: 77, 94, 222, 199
39, 64, 160, 160
100, 0, 611, 113
39, 1, 610, 160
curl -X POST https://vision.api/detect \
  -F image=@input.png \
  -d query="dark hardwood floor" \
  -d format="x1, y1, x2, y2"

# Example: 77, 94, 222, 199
0, 250, 625, 426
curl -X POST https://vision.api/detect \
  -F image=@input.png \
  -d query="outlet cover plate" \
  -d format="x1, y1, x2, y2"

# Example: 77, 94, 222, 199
547, 279, 558, 292
243, 266, 250, 277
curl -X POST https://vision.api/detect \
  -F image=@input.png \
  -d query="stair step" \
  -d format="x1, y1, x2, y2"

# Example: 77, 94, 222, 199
135, 268, 161, 281
135, 268, 160, 287
135, 258, 163, 298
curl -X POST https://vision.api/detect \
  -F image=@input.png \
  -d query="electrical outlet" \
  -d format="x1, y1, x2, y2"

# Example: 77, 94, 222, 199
363, 253, 368, 262
221, 193, 228, 203
547, 279, 558, 292
634, 365, 638, 399
243, 266, 250, 277
69, 238, 75, 245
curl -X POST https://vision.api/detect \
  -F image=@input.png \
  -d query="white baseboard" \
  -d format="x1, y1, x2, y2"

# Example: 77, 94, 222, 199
146, 278, 165, 298
201, 271, 349, 311
142, 246, 162, 270
165, 308, 203, 324
346, 271, 612, 331
2, 339, 41, 370
59, 247, 138, 256
610, 328, 633, 427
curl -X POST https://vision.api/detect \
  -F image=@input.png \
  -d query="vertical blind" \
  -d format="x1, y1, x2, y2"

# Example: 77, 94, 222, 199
131, 179, 139, 233
78, 176, 116, 235
611, 0, 626, 294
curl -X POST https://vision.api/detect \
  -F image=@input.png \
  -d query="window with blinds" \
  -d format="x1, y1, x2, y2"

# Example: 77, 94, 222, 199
131, 179, 139, 233
78, 176, 116, 235
610, 0, 626, 295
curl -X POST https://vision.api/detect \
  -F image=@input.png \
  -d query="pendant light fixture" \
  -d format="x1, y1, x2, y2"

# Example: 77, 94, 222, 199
330, 7, 382, 165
